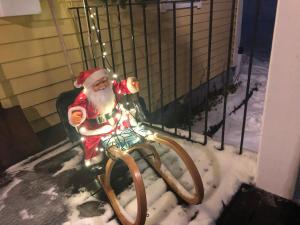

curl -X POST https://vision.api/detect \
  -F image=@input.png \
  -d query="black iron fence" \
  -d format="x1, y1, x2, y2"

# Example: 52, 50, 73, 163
69, 0, 263, 154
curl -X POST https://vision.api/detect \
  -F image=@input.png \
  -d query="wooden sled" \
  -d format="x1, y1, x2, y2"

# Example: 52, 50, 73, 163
97, 133, 204, 225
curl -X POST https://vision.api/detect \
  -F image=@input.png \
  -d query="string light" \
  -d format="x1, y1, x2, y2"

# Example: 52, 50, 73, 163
78, 6, 153, 153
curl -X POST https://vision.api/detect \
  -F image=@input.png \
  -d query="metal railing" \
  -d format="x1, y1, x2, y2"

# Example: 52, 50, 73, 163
69, 0, 262, 154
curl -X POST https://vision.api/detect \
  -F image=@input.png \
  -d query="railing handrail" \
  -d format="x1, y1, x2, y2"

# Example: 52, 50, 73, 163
68, 0, 201, 10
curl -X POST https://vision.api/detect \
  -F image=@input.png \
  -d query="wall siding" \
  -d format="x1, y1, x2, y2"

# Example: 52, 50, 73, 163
0, 0, 237, 133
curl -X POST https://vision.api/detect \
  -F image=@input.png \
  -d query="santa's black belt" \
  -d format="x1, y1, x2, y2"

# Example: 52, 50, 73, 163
86, 108, 118, 125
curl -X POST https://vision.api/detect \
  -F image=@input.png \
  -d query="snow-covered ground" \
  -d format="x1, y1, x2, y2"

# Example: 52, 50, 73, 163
192, 56, 269, 152
0, 130, 257, 225
0, 56, 267, 225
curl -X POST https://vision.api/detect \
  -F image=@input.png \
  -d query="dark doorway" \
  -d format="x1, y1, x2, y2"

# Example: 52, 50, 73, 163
240, 0, 278, 56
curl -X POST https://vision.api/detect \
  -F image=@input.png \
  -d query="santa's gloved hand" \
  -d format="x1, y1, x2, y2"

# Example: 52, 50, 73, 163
70, 110, 83, 125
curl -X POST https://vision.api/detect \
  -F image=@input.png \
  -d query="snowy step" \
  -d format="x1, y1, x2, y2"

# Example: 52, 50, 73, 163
117, 167, 159, 207
124, 178, 167, 217
145, 191, 178, 225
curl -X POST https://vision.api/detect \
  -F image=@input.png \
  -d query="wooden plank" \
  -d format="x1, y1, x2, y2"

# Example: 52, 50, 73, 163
23, 99, 57, 123
0, 80, 74, 109
0, 34, 80, 63
1, 49, 82, 79
31, 113, 61, 132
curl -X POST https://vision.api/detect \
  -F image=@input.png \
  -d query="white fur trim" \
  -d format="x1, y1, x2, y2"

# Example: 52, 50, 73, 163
83, 69, 109, 88
79, 125, 114, 136
68, 106, 87, 127
126, 77, 138, 93
74, 80, 82, 88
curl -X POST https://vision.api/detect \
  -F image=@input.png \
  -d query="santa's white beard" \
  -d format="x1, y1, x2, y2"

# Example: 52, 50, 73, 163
86, 86, 116, 115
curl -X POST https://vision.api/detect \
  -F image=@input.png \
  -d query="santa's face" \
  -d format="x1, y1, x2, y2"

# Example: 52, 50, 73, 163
92, 76, 110, 92
86, 75, 115, 115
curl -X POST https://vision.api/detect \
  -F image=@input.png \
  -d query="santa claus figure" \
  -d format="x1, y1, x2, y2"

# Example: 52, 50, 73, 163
68, 68, 139, 167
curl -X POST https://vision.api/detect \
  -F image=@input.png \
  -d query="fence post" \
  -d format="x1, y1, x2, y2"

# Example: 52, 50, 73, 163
219, 0, 236, 150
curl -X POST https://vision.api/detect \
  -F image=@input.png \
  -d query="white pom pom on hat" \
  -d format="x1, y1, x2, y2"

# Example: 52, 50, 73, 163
74, 67, 109, 88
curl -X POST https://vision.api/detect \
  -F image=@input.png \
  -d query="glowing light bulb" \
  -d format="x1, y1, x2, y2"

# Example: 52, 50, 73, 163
90, 14, 94, 18
97, 29, 100, 33
96, 40, 99, 43
91, 25, 95, 30
126, 102, 129, 105
103, 43, 106, 46
85, 160, 91, 167
95, 147, 99, 151
93, 13, 96, 16
80, 137, 85, 142
79, 127, 86, 133
113, 73, 118, 79
100, 148, 104, 152
103, 51, 107, 56
118, 90, 121, 94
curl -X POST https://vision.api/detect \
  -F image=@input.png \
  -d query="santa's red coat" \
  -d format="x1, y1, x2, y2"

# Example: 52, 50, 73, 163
68, 78, 137, 163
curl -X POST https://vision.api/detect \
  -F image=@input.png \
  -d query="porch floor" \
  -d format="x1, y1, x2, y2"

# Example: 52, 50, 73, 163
0, 130, 257, 225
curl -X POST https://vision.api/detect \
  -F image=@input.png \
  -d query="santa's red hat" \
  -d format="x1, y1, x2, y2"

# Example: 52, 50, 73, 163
74, 68, 109, 88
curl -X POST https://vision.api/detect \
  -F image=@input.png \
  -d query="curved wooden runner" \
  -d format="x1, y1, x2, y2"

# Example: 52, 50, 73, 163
145, 133, 204, 204
97, 134, 204, 225
97, 146, 147, 225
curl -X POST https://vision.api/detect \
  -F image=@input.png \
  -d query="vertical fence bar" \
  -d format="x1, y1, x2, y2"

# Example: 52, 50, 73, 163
95, 7, 106, 68
142, 5, 152, 124
188, 0, 194, 140
128, 0, 138, 78
173, 2, 177, 135
83, 0, 97, 67
219, 0, 236, 150
202, 0, 214, 145
76, 8, 88, 70
157, 0, 164, 131
240, 0, 261, 154
117, 5, 127, 78
105, 2, 115, 71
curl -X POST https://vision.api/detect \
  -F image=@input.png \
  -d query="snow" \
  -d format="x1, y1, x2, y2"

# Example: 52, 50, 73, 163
60, 129, 256, 225
192, 57, 269, 152
0, 204, 5, 212
1, 57, 263, 224
63, 190, 114, 225
0, 178, 22, 201
42, 186, 59, 200
0, 178, 22, 212
53, 147, 83, 176
19, 209, 34, 220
